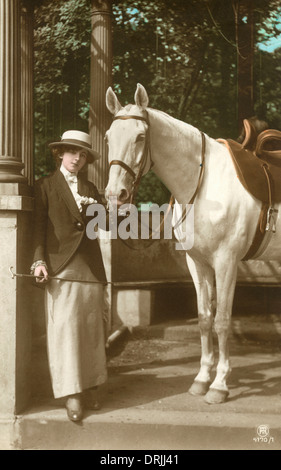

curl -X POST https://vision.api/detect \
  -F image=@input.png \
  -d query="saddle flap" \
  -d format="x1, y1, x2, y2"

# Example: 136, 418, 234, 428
220, 138, 281, 203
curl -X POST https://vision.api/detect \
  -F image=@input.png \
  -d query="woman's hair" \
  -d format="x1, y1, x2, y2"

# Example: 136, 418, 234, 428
51, 145, 88, 172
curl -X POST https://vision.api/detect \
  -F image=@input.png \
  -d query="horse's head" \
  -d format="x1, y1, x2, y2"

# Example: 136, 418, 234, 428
105, 84, 152, 207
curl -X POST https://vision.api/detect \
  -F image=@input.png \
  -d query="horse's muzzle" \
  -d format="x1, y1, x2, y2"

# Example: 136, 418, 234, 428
105, 187, 131, 208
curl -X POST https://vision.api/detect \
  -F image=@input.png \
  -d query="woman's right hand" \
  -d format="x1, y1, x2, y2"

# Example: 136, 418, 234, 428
34, 265, 49, 283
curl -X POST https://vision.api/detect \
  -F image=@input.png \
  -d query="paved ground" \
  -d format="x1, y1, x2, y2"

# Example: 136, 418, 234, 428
11, 314, 281, 451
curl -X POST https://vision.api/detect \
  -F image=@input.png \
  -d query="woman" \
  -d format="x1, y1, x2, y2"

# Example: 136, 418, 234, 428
31, 130, 108, 422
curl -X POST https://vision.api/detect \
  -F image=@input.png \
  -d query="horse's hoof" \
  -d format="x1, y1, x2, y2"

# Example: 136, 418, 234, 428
189, 380, 211, 396
204, 388, 229, 404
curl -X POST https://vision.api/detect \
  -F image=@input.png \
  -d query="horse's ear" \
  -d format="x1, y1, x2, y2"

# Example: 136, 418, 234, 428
134, 83, 149, 108
106, 87, 123, 115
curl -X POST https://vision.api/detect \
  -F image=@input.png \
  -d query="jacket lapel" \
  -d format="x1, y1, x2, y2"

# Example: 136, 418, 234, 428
52, 169, 83, 222
77, 175, 91, 198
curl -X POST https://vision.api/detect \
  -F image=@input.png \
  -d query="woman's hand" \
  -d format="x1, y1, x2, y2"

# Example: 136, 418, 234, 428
34, 265, 49, 283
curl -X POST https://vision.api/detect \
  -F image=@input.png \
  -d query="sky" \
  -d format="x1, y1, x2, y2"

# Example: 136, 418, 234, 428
259, 35, 281, 52
258, 13, 281, 52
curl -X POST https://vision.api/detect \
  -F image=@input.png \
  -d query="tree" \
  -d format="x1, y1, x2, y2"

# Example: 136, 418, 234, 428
33, 0, 281, 204
34, 0, 91, 176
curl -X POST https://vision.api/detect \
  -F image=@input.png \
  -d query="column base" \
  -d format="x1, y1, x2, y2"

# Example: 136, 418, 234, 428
113, 289, 152, 328
0, 182, 32, 196
0, 161, 26, 184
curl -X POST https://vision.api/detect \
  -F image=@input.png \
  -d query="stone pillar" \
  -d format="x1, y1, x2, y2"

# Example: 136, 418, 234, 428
0, 0, 34, 449
21, 0, 34, 187
89, 0, 113, 192
89, 1, 114, 337
0, 0, 25, 183
0, 197, 33, 414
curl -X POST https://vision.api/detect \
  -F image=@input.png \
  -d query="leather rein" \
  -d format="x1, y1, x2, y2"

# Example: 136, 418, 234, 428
108, 113, 206, 239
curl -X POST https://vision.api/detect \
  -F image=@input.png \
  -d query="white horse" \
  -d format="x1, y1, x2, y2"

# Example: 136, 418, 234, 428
104, 83, 281, 404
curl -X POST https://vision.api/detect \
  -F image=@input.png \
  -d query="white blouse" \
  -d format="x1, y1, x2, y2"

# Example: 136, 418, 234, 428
60, 164, 96, 212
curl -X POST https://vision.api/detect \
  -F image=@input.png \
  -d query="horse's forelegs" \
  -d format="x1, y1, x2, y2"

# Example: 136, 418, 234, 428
205, 261, 237, 404
187, 258, 215, 396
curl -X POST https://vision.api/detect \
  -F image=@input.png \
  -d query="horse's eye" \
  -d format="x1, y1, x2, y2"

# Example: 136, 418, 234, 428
136, 134, 145, 143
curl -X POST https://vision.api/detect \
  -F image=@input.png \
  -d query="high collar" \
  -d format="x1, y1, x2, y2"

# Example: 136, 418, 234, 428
60, 163, 78, 178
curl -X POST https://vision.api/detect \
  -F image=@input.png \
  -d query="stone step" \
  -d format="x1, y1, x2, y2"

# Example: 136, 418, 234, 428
14, 406, 281, 450
2, 315, 280, 451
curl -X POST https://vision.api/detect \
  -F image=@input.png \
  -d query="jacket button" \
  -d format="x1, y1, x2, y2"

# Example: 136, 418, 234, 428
75, 221, 84, 231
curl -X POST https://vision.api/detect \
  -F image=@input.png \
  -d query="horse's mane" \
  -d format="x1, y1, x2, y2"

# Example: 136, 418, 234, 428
122, 103, 202, 139
147, 107, 201, 138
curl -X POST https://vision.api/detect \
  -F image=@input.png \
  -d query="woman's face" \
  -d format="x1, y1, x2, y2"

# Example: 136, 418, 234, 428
61, 148, 88, 173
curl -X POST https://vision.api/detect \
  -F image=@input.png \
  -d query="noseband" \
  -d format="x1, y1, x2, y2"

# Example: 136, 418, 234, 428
109, 114, 152, 203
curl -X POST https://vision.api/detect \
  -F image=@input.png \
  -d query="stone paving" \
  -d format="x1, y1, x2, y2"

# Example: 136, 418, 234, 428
11, 315, 281, 450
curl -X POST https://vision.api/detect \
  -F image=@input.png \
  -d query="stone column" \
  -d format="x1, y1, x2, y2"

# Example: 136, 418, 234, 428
21, 0, 34, 187
0, 0, 34, 449
89, 1, 114, 338
0, 198, 33, 410
89, 0, 113, 191
0, 0, 25, 183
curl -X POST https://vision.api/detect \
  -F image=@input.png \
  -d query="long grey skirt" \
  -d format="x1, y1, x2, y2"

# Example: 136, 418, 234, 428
44, 249, 108, 399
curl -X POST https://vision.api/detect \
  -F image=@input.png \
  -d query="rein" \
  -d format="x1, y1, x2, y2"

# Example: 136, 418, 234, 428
108, 114, 206, 244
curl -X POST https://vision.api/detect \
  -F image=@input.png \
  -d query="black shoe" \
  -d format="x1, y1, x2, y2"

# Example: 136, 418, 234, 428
65, 394, 83, 422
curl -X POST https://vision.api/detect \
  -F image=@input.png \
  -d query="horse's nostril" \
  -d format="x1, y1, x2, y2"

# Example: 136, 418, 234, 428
119, 188, 130, 202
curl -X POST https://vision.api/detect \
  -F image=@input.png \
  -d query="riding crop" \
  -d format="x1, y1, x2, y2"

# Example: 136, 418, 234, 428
9, 266, 108, 285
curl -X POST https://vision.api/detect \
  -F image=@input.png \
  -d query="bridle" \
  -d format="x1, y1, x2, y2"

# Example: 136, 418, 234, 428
108, 113, 174, 243
109, 114, 152, 205
108, 113, 206, 240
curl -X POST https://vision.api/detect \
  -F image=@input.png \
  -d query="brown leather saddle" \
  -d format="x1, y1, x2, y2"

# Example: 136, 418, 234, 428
218, 119, 281, 259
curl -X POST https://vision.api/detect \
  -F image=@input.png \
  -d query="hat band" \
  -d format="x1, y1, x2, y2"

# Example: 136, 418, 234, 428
61, 138, 92, 149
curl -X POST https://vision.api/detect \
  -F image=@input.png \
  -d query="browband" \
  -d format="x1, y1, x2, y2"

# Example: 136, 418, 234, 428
113, 115, 148, 124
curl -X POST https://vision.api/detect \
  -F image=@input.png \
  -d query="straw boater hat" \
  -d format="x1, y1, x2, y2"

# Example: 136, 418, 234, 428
48, 130, 101, 163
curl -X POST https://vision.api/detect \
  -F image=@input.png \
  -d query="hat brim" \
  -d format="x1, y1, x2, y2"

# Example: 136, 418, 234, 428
48, 141, 101, 163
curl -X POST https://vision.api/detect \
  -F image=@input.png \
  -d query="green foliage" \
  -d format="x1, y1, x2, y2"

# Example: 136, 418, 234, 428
255, 47, 281, 130
34, 0, 91, 177
34, 0, 281, 204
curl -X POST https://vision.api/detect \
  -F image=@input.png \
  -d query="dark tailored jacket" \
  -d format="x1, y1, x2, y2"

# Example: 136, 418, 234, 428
32, 169, 107, 283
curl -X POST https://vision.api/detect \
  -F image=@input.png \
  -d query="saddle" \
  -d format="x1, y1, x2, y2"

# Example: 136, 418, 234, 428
218, 119, 281, 259
219, 119, 281, 203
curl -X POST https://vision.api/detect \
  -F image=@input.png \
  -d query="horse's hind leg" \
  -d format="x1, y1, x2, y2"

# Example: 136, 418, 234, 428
187, 256, 215, 396
205, 259, 237, 404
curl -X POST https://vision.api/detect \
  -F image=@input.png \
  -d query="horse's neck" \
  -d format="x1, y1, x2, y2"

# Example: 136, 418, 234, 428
148, 109, 206, 203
